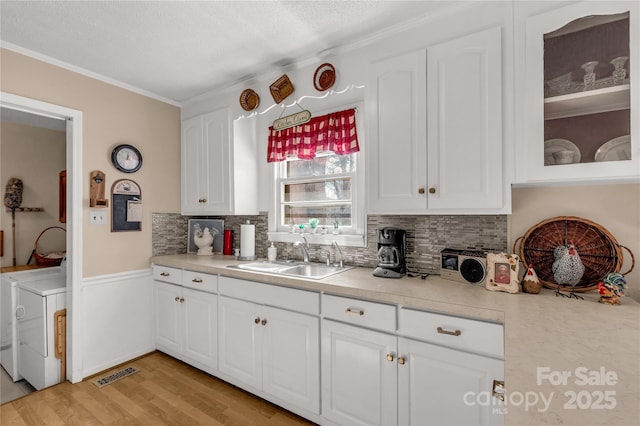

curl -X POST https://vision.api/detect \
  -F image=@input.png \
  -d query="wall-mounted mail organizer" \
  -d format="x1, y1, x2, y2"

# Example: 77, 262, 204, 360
111, 179, 142, 232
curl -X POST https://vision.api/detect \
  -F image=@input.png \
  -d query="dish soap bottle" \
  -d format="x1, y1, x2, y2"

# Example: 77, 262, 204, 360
268, 242, 277, 262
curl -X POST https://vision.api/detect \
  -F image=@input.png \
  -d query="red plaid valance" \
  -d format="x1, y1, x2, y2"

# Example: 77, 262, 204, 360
267, 108, 359, 163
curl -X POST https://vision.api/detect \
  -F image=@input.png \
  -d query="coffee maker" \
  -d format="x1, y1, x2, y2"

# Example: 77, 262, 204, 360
373, 227, 407, 278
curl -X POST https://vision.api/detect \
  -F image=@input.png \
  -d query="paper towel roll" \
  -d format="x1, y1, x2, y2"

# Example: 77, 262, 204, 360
240, 223, 256, 258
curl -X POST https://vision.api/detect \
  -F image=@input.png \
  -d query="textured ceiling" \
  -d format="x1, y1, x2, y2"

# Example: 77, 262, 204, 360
0, 1, 459, 104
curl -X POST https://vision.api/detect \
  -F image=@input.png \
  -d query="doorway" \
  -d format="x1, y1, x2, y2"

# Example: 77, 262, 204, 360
0, 92, 83, 395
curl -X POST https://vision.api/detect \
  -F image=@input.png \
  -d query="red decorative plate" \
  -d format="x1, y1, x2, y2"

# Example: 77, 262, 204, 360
313, 63, 336, 91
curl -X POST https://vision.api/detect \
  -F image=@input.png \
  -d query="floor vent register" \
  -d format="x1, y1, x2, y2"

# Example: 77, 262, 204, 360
91, 366, 140, 388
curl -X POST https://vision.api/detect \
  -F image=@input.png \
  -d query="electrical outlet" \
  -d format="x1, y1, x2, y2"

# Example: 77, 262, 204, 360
89, 210, 107, 225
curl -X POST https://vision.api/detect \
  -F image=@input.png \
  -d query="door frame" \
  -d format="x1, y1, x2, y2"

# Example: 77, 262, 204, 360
1, 92, 83, 383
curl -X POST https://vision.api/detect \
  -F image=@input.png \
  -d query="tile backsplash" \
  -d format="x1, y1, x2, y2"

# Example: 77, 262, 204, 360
152, 212, 507, 275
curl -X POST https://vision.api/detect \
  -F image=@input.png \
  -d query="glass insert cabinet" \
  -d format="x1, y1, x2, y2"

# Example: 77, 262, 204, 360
522, 1, 639, 182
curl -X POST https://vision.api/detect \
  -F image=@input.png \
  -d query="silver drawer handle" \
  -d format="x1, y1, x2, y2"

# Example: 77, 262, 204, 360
160, 272, 170, 277
437, 326, 461, 336
345, 307, 364, 316
192, 278, 203, 283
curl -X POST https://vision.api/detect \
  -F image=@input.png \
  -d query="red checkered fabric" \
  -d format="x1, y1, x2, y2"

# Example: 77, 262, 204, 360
267, 108, 359, 162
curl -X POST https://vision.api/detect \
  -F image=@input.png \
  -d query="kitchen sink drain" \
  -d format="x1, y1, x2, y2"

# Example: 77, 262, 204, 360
91, 366, 139, 388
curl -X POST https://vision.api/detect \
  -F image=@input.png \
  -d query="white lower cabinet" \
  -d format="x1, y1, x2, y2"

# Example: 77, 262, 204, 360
154, 268, 218, 373
321, 295, 505, 426
218, 277, 320, 415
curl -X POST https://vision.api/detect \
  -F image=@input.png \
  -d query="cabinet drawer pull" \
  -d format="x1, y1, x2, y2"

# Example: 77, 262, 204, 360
398, 356, 406, 365
254, 317, 261, 324
345, 307, 364, 316
437, 326, 461, 336
191, 278, 203, 283
198, 198, 207, 203
160, 272, 170, 277
492, 380, 505, 401
386, 353, 395, 362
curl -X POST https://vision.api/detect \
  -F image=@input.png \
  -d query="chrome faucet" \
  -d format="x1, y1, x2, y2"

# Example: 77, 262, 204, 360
293, 236, 310, 263
332, 240, 344, 268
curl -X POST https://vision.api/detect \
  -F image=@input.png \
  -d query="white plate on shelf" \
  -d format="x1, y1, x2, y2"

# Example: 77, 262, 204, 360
594, 135, 631, 162
544, 139, 581, 165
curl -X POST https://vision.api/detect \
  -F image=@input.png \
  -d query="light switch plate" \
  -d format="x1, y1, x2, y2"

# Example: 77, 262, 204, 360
89, 210, 107, 225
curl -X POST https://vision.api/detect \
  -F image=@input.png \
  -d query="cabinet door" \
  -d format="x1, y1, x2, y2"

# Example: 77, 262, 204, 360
262, 306, 320, 414
182, 288, 217, 370
398, 337, 504, 426
367, 49, 427, 213
518, 1, 638, 183
181, 109, 231, 215
427, 26, 504, 210
218, 296, 261, 389
321, 319, 397, 426
155, 282, 182, 358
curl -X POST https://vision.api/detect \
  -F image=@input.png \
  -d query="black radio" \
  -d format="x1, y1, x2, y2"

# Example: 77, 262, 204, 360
440, 248, 487, 284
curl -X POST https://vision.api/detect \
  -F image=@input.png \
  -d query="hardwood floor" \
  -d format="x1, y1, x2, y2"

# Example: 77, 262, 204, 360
0, 352, 315, 425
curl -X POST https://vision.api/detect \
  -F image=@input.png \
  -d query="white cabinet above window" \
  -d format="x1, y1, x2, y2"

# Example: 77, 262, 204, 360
181, 108, 258, 215
367, 26, 508, 214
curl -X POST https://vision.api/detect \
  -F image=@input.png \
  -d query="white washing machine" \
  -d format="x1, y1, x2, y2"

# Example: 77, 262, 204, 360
1, 267, 66, 389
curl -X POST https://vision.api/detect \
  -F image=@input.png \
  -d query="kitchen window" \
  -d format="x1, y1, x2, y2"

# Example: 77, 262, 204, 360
269, 104, 366, 246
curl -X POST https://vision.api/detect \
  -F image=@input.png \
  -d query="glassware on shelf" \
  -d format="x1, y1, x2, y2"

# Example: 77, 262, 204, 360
610, 56, 629, 85
581, 61, 599, 91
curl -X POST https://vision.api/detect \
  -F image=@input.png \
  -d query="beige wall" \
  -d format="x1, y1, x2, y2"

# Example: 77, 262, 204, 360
0, 121, 66, 267
509, 184, 640, 301
0, 48, 181, 277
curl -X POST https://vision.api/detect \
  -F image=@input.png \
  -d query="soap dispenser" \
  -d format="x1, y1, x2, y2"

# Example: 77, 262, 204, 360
268, 242, 277, 262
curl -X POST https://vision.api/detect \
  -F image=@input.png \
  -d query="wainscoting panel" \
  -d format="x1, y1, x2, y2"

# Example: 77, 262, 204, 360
81, 269, 154, 378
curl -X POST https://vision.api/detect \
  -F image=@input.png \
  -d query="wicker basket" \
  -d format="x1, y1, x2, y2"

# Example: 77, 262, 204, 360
33, 226, 66, 267
513, 216, 634, 292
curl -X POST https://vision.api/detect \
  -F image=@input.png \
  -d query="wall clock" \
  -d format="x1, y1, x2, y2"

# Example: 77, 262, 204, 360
111, 144, 142, 173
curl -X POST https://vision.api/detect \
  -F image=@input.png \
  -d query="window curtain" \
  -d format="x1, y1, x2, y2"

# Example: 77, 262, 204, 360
267, 108, 359, 163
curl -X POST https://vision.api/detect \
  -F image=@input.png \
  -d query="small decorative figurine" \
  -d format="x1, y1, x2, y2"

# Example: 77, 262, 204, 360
552, 242, 585, 299
193, 224, 217, 255
598, 273, 627, 305
522, 264, 542, 294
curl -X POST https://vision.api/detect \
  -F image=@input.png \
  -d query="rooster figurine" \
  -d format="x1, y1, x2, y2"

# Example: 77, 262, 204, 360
598, 273, 627, 305
552, 242, 585, 299
522, 264, 542, 294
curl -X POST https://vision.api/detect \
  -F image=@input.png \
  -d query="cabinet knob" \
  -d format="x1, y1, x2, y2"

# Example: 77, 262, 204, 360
492, 380, 505, 401
261, 319, 268, 326
179, 298, 185, 303
428, 187, 436, 194
174, 296, 180, 302
386, 353, 395, 362
254, 317, 261, 324
192, 278, 203, 283
398, 357, 406, 365
418, 187, 425, 194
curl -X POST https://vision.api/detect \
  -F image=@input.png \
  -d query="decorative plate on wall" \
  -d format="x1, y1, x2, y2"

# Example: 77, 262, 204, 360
239, 89, 260, 111
269, 74, 295, 103
313, 63, 336, 91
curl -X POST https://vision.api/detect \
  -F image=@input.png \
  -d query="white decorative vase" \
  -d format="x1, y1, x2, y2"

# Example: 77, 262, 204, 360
610, 56, 628, 85
581, 61, 599, 91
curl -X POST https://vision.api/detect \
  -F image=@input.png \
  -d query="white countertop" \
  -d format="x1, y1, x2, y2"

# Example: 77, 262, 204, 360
151, 254, 640, 426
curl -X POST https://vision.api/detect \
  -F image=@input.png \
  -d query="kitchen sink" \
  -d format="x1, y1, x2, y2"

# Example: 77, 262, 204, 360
227, 261, 353, 280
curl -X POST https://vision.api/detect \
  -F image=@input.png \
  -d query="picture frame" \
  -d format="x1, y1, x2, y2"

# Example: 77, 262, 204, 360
485, 252, 520, 293
187, 219, 224, 254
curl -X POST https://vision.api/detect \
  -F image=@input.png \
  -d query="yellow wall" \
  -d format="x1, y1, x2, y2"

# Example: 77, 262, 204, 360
0, 121, 66, 267
510, 184, 640, 301
0, 48, 181, 277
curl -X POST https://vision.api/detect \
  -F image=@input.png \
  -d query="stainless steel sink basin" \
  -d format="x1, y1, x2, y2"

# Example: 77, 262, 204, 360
228, 262, 353, 280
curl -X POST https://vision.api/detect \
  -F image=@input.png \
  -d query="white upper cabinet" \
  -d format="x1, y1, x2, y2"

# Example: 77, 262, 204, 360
427, 26, 503, 210
181, 108, 258, 215
367, 26, 506, 214
516, 1, 639, 183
